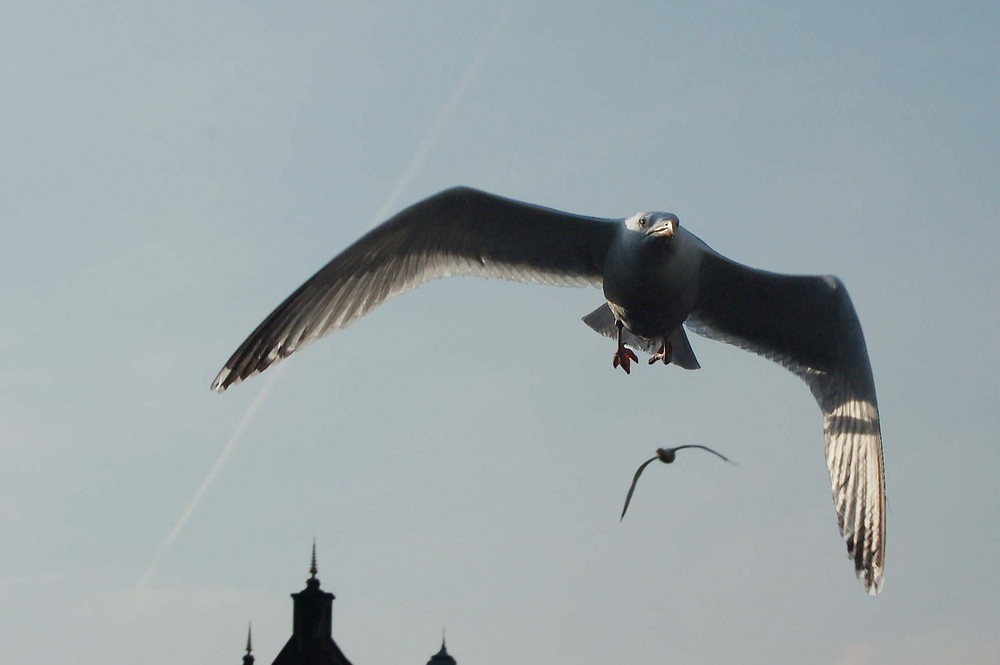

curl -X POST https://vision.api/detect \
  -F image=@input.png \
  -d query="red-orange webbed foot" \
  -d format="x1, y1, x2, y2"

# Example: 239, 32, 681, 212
648, 340, 673, 365
613, 346, 639, 374
613, 318, 638, 374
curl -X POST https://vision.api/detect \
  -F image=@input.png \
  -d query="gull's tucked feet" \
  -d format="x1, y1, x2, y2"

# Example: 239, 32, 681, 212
648, 340, 673, 365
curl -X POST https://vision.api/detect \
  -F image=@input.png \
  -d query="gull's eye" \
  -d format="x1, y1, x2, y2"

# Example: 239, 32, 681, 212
638, 217, 646, 227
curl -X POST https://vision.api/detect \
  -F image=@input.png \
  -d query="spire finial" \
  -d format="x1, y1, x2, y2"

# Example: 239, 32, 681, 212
429, 630, 454, 663
242, 622, 255, 665
309, 538, 318, 579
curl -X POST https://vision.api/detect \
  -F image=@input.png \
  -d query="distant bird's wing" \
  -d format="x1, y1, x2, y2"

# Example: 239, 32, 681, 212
621, 456, 659, 520
212, 187, 618, 391
672, 445, 736, 464
686, 249, 886, 594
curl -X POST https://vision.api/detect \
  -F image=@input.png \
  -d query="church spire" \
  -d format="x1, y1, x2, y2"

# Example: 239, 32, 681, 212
271, 543, 351, 664
242, 623, 254, 665
427, 632, 457, 665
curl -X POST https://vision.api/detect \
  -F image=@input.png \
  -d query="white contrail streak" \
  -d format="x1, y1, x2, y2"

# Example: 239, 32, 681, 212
136, 364, 284, 589
367, 6, 511, 227
137, 9, 510, 589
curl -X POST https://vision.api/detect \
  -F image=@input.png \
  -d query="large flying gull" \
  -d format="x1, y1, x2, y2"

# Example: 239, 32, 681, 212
211, 187, 886, 594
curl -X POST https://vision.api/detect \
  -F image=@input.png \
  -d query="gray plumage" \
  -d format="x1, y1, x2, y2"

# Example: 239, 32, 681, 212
211, 187, 886, 594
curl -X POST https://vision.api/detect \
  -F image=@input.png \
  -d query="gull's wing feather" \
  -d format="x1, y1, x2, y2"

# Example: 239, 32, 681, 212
213, 187, 617, 391
686, 249, 886, 594
673, 444, 736, 464
621, 456, 659, 520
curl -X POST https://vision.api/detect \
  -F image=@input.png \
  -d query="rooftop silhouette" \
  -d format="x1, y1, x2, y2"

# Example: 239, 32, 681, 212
239, 545, 459, 664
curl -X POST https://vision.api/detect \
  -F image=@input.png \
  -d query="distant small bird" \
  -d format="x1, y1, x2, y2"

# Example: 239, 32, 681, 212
620, 446, 736, 521
211, 187, 886, 594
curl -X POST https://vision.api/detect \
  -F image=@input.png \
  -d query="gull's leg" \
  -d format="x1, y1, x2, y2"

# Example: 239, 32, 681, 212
612, 319, 638, 374
648, 338, 673, 365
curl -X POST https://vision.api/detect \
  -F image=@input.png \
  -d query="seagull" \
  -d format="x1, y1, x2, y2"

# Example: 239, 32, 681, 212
620, 445, 736, 521
211, 187, 886, 594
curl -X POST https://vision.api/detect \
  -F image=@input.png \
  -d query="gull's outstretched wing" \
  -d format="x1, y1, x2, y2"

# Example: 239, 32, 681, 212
686, 249, 886, 594
672, 444, 736, 465
621, 456, 658, 520
212, 187, 617, 391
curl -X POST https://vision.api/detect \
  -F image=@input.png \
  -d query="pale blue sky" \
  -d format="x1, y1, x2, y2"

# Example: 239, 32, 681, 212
2, 2, 998, 663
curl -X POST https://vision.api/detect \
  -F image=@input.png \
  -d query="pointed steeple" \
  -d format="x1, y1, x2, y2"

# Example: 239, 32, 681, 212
242, 623, 255, 665
305, 538, 322, 591
427, 632, 457, 665
270, 542, 351, 664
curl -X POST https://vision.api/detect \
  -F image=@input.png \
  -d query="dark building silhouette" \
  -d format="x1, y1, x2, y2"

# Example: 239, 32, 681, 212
251, 544, 354, 665
426, 637, 457, 665
240, 545, 457, 664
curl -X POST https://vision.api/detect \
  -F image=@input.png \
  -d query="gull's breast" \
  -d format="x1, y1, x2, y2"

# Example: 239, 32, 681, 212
602, 230, 704, 337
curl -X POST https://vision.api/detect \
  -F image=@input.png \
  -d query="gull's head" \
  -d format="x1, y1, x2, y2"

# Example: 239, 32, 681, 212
627, 212, 679, 241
